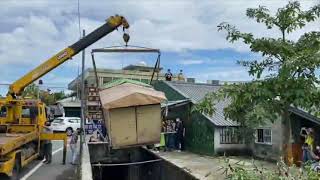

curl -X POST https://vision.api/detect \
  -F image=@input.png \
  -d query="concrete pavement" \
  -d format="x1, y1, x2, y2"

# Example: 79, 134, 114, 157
19, 141, 77, 180
153, 151, 277, 180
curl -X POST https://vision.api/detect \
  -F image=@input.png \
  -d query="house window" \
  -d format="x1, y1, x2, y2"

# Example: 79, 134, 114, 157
256, 128, 272, 144
220, 127, 241, 144
21, 106, 31, 118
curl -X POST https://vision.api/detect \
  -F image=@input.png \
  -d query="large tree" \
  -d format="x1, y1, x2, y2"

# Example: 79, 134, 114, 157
197, 1, 320, 162
22, 83, 67, 105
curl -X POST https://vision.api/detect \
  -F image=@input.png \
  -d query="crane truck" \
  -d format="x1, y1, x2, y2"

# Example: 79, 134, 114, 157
0, 15, 129, 179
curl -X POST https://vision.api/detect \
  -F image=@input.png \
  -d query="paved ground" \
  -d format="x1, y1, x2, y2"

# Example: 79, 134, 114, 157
153, 151, 277, 180
19, 140, 78, 180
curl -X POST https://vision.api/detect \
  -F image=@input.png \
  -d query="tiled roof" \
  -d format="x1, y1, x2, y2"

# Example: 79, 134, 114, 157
56, 97, 81, 107
164, 81, 239, 126
57, 97, 99, 107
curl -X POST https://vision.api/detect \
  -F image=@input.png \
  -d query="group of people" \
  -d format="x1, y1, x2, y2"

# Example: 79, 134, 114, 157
165, 69, 185, 81
156, 118, 185, 151
42, 121, 79, 165
300, 127, 320, 170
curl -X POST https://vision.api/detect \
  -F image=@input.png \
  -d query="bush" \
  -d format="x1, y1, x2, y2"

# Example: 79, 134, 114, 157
220, 157, 320, 180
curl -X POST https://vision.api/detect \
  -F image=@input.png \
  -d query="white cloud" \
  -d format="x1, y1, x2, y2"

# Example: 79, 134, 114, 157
191, 67, 252, 83
0, 0, 319, 95
179, 59, 204, 65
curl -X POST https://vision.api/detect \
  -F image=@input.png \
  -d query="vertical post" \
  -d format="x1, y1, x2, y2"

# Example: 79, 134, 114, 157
63, 134, 67, 164
37, 86, 40, 100
80, 29, 86, 165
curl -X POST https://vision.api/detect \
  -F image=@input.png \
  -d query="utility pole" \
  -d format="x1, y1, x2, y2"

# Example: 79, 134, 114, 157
80, 29, 86, 165
38, 79, 43, 100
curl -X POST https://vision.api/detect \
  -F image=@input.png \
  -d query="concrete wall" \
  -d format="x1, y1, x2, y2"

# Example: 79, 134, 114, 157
213, 127, 249, 155
252, 119, 282, 161
81, 143, 93, 180
89, 146, 197, 180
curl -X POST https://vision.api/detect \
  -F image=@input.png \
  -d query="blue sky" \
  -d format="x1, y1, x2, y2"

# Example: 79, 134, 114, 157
0, 0, 319, 96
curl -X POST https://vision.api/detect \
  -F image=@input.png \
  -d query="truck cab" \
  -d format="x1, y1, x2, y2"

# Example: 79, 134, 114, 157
0, 99, 49, 179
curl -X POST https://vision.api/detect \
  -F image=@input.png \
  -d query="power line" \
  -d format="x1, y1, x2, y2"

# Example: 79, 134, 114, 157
76, 0, 82, 99
77, 0, 81, 39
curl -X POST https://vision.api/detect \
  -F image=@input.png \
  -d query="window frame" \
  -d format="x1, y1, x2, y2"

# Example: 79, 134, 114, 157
255, 128, 272, 145
68, 119, 80, 123
219, 127, 242, 144
21, 106, 31, 118
52, 118, 64, 123
0, 106, 7, 118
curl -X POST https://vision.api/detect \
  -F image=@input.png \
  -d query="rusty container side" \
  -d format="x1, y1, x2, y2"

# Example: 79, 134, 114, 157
137, 104, 161, 144
106, 104, 161, 149
108, 107, 137, 148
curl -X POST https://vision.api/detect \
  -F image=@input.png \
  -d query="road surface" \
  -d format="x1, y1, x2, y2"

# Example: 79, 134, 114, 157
19, 140, 77, 180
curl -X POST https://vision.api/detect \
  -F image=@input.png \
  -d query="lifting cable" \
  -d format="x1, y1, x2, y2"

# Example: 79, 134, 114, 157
91, 45, 161, 84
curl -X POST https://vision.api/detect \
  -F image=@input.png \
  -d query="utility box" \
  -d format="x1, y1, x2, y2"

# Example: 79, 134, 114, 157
99, 79, 166, 149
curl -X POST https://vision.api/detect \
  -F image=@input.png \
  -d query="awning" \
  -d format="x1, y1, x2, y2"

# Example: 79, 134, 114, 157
289, 107, 320, 125
161, 99, 191, 108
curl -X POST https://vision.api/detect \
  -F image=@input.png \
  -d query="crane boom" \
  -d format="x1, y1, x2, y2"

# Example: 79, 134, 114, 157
7, 15, 129, 98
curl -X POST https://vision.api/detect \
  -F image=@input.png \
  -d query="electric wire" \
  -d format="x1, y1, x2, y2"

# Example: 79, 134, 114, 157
77, 0, 81, 39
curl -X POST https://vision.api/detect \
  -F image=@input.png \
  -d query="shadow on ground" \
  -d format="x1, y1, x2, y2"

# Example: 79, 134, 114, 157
55, 166, 78, 180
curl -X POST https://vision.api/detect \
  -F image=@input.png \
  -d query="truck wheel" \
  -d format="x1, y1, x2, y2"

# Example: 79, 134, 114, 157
11, 157, 21, 180
66, 128, 73, 136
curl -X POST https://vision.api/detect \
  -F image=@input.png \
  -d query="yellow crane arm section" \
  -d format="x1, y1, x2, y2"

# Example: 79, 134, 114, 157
8, 15, 129, 98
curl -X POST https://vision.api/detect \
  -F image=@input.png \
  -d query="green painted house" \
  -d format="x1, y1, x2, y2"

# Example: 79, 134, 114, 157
155, 81, 249, 156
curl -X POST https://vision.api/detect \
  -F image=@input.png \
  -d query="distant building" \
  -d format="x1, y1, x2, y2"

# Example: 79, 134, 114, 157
186, 78, 195, 83
207, 80, 220, 85
207, 80, 249, 85
253, 107, 320, 165
55, 96, 81, 117
68, 64, 181, 91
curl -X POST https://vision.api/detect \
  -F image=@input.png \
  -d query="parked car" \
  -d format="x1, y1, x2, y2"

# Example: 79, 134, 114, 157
51, 117, 81, 136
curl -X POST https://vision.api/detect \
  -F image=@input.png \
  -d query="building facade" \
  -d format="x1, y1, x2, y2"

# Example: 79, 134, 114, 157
155, 81, 249, 156
253, 108, 320, 165
68, 65, 180, 91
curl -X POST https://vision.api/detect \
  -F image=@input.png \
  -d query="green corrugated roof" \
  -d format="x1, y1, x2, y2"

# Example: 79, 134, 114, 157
102, 78, 152, 89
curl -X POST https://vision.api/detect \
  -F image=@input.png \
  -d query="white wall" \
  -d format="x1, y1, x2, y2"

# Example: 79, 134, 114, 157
252, 119, 283, 161
214, 127, 248, 155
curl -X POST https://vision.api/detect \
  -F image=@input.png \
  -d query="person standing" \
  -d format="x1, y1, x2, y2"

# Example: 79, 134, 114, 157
70, 129, 79, 165
314, 146, 320, 159
177, 70, 185, 81
300, 127, 315, 162
165, 69, 173, 81
43, 121, 52, 164
175, 118, 185, 151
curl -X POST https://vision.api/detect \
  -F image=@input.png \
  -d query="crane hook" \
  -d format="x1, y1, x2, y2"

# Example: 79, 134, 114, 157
123, 33, 130, 47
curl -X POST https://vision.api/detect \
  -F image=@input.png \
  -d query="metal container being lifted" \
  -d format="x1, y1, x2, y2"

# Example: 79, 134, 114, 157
99, 79, 166, 149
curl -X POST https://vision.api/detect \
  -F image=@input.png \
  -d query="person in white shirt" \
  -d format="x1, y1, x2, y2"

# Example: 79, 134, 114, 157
70, 129, 79, 165
43, 121, 52, 164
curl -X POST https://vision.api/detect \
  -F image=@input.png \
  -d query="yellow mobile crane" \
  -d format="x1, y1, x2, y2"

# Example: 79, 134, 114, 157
0, 15, 129, 179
